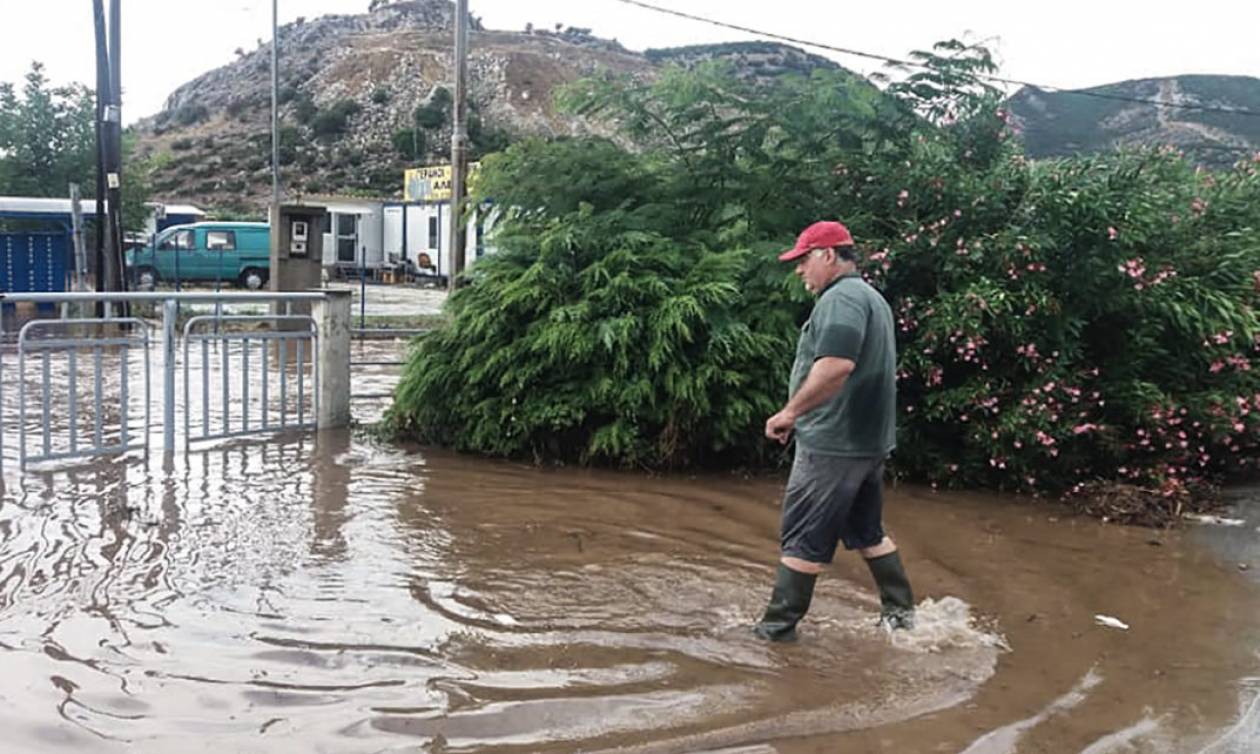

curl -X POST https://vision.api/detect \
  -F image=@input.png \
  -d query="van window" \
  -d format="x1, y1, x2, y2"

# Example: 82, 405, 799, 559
207, 230, 237, 251
159, 230, 194, 251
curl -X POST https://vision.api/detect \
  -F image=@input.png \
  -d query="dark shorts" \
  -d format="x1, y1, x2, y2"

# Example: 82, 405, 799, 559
780, 449, 886, 564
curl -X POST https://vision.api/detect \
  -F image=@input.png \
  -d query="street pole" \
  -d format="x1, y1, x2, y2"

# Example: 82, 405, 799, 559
271, 0, 280, 208
107, 0, 125, 299
91, 0, 108, 299
446, 0, 469, 292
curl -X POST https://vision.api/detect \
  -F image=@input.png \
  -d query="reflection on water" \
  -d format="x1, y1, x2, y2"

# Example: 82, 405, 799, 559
0, 341, 1256, 753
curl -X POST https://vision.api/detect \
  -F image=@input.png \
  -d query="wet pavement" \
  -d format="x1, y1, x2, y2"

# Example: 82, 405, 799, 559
169, 282, 447, 319
0, 339, 1258, 753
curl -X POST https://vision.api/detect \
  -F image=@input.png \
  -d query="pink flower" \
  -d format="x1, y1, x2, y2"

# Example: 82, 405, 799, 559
1108, 226, 1119, 240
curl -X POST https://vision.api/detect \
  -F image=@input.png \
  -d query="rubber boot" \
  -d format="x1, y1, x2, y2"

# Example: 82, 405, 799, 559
865, 550, 915, 630
752, 564, 818, 642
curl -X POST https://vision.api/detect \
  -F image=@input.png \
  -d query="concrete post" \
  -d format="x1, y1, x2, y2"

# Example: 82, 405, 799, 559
313, 289, 351, 429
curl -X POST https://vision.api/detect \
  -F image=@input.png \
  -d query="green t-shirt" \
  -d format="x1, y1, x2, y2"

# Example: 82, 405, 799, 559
787, 273, 897, 457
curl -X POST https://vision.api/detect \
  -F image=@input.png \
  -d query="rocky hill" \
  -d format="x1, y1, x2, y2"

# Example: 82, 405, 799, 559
1006, 75, 1260, 168
135, 2, 650, 213
135, 1, 851, 214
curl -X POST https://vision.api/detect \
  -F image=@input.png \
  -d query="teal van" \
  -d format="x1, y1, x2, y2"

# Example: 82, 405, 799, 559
127, 222, 270, 290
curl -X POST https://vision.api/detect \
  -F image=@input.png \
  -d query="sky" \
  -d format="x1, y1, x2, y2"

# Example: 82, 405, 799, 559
2, 0, 1258, 124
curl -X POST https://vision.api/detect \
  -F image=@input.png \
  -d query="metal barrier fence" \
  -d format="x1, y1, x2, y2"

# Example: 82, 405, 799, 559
0, 291, 340, 471
183, 314, 318, 449
15, 317, 151, 469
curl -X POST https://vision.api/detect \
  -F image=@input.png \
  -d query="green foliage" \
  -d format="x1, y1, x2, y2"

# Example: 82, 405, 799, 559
414, 103, 447, 130
278, 125, 302, 164
371, 87, 391, 105
225, 95, 250, 119
0, 62, 95, 197
174, 102, 209, 126
0, 62, 154, 232
468, 109, 511, 157
392, 128, 426, 160
311, 98, 361, 137
387, 207, 796, 467
643, 41, 838, 76
293, 93, 317, 124
387, 43, 1260, 503
414, 87, 452, 130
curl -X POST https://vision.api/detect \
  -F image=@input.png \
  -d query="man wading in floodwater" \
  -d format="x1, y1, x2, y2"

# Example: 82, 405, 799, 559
754, 220, 916, 642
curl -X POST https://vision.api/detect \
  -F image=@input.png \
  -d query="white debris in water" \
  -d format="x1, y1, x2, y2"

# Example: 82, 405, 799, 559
1094, 614, 1130, 630
493, 613, 520, 626
1184, 513, 1247, 527
886, 596, 1010, 654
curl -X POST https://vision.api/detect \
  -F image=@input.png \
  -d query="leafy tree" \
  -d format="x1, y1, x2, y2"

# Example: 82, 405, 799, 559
0, 61, 155, 232
0, 62, 95, 197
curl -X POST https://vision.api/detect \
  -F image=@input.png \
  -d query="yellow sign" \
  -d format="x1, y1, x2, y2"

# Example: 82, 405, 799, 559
404, 162, 480, 202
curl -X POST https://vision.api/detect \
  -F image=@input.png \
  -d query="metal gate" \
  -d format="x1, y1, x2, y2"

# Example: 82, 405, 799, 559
0, 290, 341, 472
13, 317, 151, 469
182, 314, 319, 448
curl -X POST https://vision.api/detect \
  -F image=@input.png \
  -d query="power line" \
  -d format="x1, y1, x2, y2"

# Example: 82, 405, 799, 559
612, 0, 1260, 120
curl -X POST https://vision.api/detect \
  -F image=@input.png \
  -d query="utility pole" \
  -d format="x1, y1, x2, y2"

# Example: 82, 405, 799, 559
446, 0, 469, 292
91, 0, 108, 298
107, 0, 125, 297
91, 0, 125, 297
270, 0, 280, 207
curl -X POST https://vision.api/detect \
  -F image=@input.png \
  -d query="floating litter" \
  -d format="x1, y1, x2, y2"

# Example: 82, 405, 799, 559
1094, 614, 1130, 630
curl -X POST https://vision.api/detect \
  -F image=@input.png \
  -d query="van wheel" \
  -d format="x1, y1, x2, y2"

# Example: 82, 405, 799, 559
134, 267, 158, 291
240, 268, 268, 290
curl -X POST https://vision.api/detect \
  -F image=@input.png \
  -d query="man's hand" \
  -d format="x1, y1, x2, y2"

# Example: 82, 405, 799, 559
765, 408, 798, 445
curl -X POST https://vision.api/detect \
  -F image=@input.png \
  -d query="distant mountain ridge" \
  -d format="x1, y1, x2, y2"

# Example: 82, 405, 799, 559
1006, 75, 1260, 167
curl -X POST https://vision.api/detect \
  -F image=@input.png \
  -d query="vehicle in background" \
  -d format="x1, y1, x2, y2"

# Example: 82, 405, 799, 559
126, 222, 270, 290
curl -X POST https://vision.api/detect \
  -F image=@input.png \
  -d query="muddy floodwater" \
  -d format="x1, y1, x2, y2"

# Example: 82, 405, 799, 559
0, 339, 1258, 753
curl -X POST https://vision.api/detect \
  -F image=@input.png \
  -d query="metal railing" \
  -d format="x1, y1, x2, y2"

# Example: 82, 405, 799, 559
1, 291, 336, 471
15, 317, 152, 469
183, 314, 318, 449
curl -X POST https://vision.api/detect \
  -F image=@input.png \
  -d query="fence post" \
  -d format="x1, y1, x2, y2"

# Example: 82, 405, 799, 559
312, 289, 351, 429
162, 298, 178, 452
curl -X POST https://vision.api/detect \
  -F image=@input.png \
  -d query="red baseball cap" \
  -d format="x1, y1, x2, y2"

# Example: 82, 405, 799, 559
778, 221, 855, 262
